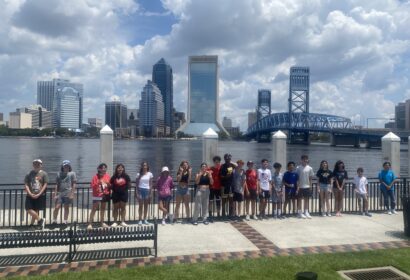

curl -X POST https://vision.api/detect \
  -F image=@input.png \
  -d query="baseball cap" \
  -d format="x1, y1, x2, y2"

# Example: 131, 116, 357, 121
62, 160, 71, 166
33, 159, 42, 164
161, 166, 169, 172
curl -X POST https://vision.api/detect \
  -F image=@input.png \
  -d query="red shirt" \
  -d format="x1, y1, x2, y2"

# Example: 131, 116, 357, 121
210, 165, 222, 190
91, 173, 111, 198
246, 169, 257, 190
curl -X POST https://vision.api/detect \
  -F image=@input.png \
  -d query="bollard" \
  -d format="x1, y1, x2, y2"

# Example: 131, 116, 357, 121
272, 130, 287, 167
100, 125, 114, 175
381, 132, 400, 177
202, 128, 218, 166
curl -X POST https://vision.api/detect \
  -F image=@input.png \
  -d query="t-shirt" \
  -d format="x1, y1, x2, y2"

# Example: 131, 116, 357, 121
283, 171, 298, 189
232, 169, 246, 193
220, 163, 236, 187
245, 169, 257, 190
90, 173, 111, 198
296, 165, 314, 189
316, 169, 333, 185
257, 168, 272, 191
378, 169, 397, 191
333, 170, 348, 189
272, 172, 284, 191
137, 172, 154, 189
210, 165, 222, 190
110, 173, 131, 193
156, 175, 173, 197
354, 176, 368, 194
24, 170, 49, 195
56, 171, 77, 195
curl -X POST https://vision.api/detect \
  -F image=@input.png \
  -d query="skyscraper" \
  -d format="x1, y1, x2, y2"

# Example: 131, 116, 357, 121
105, 101, 128, 131
177, 55, 228, 136
139, 80, 165, 137
37, 79, 83, 128
152, 58, 173, 133
53, 88, 82, 129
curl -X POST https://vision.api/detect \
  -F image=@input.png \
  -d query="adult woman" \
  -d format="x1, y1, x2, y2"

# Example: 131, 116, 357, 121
135, 162, 153, 225
193, 163, 214, 225
156, 166, 174, 225
110, 164, 131, 227
87, 163, 111, 230
333, 160, 348, 217
174, 161, 191, 222
316, 160, 333, 217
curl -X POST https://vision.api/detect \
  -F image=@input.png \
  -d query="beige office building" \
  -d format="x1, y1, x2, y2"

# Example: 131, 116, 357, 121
9, 112, 32, 129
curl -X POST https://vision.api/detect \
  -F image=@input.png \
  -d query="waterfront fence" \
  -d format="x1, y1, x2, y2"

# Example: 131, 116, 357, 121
0, 178, 409, 228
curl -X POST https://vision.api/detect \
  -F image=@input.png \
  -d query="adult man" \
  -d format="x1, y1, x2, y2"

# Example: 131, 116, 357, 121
24, 159, 48, 229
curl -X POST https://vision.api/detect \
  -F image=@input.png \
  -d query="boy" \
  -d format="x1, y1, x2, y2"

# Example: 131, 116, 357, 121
378, 162, 398, 215
245, 161, 258, 220
220, 154, 236, 218
283, 162, 299, 216
296, 155, 314, 219
232, 160, 246, 219
272, 162, 284, 219
353, 167, 372, 217
209, 156, 222, 220
257, 159, 272, 219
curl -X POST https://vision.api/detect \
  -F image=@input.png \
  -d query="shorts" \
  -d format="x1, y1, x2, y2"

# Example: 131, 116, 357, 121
112, 191, 128, 203
209, 188, 222, 200
159, 196, 172, 204
272, 190, 284, 203
56, 195, 73, 205
246, 189, 257, 200
233, 192, 244, 202
137, 188, 150, 200
25, 195, 46, 211
259, 190, 271, 200
356, 193, 368, 200
319, 183, 331, 192
92, 194, 110, 203
176, 185, 189, 196
222, 185, 233, 198
298, 188, 312, 198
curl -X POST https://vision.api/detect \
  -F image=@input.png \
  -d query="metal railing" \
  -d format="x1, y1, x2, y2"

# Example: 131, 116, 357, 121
0, 178, 408, 228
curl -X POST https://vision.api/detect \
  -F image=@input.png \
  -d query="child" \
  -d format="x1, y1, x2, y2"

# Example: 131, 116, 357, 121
257, 159, 272, 219
353, 167, 372, 217
245, 161, 258, 220
378, 162, 398, 215
272, 162, 284, 219
232, 160, 246, 219
156, 166, 174, 225
88, 163, 111, 230
296, 155, 314, 219
283, 162, 298, 216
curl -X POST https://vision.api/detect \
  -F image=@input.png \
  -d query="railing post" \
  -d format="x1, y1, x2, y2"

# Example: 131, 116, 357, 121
202, 128, 218, 166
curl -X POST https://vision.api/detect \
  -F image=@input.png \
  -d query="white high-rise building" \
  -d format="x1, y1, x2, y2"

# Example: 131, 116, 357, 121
53, 88, 81, 129
139, 80, 165, 137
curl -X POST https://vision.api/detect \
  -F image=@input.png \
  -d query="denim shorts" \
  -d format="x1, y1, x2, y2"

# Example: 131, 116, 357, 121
176, 185, 189, 196
56, 195, 73, 205
138, 188, 150, 200
319, 183, 331, 191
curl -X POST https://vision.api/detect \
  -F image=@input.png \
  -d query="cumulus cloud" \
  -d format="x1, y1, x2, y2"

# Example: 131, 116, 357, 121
0, 0, 409, 131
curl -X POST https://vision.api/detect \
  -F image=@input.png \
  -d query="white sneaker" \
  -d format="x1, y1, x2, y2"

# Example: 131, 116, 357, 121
138, 220, 143, 225
87, 224, 93, 230
298, 213, 306, 219
162, 219, 166, 225
388, 211, 392, 215
101, 223, 109, 228
143, 220, 149, 225
322, 213, 326, 217
305, 212, 312, 219
111, 222, 118, 228
120, 222, 128, 227
252, 215, 258, 220
245, 215, 250, 221
392, 210, 398, 214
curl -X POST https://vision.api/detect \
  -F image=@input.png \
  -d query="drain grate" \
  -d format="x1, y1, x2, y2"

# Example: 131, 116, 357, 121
339, 266, 410, 280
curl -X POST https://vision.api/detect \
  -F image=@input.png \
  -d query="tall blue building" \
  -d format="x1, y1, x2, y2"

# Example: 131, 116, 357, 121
152, 58, 173, 134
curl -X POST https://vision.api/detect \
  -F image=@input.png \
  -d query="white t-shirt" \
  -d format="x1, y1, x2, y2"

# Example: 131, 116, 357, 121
137, 172, 153, 189
354, 176, 368, 194
296, 165, 314, 189
257, 168, 272, 191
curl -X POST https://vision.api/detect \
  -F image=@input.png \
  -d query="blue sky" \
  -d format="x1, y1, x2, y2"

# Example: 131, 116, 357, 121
0, 0, 410, 130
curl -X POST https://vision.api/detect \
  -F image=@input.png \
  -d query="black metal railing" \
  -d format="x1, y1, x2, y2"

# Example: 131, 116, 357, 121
0, 178, 408, 228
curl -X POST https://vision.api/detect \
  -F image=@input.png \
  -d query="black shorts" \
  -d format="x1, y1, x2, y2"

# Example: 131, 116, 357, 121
112, 191, 128, 203
298, 188, 312, 198
222, 185, 233, 197
259, 190, 271, 200
246, 189, 258, 200
25, 195, 46, 211
209, 189, 222, 200
233, 192, 244, 202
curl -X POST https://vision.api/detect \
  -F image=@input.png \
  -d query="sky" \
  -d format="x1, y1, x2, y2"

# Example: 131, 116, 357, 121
1, 0, 410, 130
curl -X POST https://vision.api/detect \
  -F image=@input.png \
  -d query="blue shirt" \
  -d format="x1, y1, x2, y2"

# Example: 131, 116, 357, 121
283, 171, 298, 193
378, 169, 397, 191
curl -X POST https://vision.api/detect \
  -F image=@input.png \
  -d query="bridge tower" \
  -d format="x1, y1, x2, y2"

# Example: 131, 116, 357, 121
288, 66, 310, 144
257, 89, 271, 142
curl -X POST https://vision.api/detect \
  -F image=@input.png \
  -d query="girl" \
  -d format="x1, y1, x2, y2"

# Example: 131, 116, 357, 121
333, 160, 348, 217
156, 166, 174, 225
174, 161, 192, 222
135, 162, 153, 225
88, 163, 111, 230
110, 164, 131, 227
316, 160, 333, 217
193, 163, 214, 225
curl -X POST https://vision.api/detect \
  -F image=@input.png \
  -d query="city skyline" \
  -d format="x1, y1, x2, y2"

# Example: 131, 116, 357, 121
0, 1, 410, 130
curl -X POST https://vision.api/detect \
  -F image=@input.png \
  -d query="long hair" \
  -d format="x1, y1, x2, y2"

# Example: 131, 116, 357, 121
138, 161, 149, 179
319, 160, 328, 171
333, 160, 345, 173
178, 160, 190, 175
114, 163, 126, 177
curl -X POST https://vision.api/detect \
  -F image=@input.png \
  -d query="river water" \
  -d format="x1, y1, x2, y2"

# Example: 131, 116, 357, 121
0, 137, 408, 184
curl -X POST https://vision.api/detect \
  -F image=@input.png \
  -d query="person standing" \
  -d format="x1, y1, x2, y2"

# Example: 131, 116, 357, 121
272, 162, 284, 219
220, 154, 236, 218
296, 155, 314, 219
354, 167, 372, 217
25, 159, 48, 230
174, 161, 191, 222
283, 162, 299, 217
110, 163, 131, 227
52, 160, 77, 228
136, 161, 153, 225
156, 166, 174, 225
333, 160, 348, 217
258, 159, 272, 219
193, 163, 213, 225
87, 163, 111, 230
378, 162, 398, 215
232, 160, 246, 220
316, 160, 333, 217
209, 156, 222, 221
245, 161, 258, 220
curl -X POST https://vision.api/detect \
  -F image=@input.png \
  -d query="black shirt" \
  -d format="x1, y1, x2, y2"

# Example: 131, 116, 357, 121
333, 170, 348, 189
219, 163, 236, 187
316, 169, 333, 184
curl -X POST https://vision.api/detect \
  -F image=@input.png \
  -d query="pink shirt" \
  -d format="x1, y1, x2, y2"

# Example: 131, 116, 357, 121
156, 175, 173, 198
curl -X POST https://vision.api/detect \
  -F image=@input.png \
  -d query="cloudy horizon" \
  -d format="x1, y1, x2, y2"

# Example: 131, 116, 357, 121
1, 0, 410, 130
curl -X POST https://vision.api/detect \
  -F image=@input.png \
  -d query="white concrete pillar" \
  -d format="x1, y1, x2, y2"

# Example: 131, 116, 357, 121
272, 130, 287, 167
202, 128, 218, 166
381, 132, 400, 176
100, 125, 114, 175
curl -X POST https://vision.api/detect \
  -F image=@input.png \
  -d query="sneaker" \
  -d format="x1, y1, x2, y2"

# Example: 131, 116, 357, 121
38, 218, 45, 230
168, 214, 174, 223
245, 215, 250, 221
327, 212, 332, 217
278, 215, 285, 220
203, 219, 209, 225
365, 212, 372, 217
138, 220, 143, 225
162, 219, 166, 225
193, 221, 198, 225
143, 220, 149, 225
120, 222, 128, 227
322, 213, 326, 217
87, 224, 93, 230
388, 211, 392, 215
298, 213, 306, 219
392, 210, 398, 214
101, 223, 109, 228
111, 222, 118, 228
252, 215, 258, 220
305, 212, 312, 219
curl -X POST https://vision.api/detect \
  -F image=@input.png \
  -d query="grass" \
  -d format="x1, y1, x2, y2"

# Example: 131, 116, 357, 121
9, 248, 410, 280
